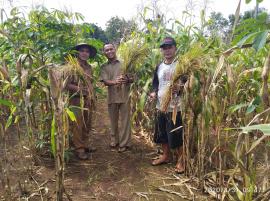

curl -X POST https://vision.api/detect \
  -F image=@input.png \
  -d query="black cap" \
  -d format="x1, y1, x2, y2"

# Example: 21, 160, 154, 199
73, 43, 97, 58
160, 37, 176, 48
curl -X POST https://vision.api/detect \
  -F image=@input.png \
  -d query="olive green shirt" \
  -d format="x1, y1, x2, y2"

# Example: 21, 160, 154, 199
100, 60, 130, 104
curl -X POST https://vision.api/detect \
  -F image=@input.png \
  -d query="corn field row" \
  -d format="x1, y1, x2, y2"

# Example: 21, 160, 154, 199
0, 2, 270, 201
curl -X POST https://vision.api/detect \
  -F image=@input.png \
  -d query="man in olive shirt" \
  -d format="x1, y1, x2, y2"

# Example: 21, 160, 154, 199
66, 43, 97, 160
100, 43, 132, 152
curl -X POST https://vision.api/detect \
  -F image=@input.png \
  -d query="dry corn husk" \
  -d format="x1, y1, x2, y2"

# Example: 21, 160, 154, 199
0, 62, 10, 81
49, 54, 94, 107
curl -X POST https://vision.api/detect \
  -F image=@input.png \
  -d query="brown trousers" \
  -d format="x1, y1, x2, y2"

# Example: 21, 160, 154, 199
70, 97, 91, 153
108, 102, 131, 147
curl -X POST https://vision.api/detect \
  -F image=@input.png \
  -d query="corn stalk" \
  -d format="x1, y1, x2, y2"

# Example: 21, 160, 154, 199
48, 65, 69, 201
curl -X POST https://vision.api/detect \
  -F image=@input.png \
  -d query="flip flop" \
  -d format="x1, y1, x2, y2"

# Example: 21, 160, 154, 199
110, 142, 119, 148
76, 152, 88, 160
151, 157, 170, 166
118, 146, 131, 153
174, 167, 185, 174
85, 147, 97, 153
174, 163, 185, 174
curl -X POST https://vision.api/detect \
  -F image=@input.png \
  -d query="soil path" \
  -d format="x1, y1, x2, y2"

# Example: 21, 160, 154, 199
1, 98, 208, 201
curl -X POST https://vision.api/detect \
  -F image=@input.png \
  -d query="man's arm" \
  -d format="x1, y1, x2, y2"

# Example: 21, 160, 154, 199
102, 80, 117, 86
149, 64, 160, 101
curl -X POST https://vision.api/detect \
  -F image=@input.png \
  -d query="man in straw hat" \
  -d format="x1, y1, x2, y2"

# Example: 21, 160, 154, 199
149, 36, 187, 173
100, 43, 133, 153
66, 43, 97, 160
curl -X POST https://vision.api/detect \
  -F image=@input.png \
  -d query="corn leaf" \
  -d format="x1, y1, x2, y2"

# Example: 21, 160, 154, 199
252, 30, 269, 52
65, 108, 76, 122
237, 32, 258, 48
138, 79, 151, 112
246, 135, 267, 154
229, 103, 248, 114
241, 124, 270, 135
4, 106, 16, 130
0, 98, 14, 107
231, 0, 242, 40
51, 116, 56, 157
5, 115, 13, 130
233, 179, 244, 200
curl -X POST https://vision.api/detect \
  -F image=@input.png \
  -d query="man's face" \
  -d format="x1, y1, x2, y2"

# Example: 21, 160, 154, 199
161, 45, 177, 60
103, 44, 116, 60
78, 47, 90, 61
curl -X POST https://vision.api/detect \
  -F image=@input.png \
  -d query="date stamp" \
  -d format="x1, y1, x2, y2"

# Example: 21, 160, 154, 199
205, 186, 264, 193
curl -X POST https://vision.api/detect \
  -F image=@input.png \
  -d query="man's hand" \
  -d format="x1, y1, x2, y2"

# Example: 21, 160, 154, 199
116, 75, 128, 84
149, 92, 157, 102
172, 83, 184, 95
115, 75, 124, 85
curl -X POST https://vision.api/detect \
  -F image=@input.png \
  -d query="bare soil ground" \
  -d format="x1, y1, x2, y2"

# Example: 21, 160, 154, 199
0, 98, 209, 201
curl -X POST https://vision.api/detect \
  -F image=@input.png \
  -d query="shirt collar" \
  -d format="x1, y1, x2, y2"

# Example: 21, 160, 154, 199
107, 59, 120, 64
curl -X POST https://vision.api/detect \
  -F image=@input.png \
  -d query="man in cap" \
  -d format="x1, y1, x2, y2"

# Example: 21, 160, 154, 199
149, 36, 187, 173
100, 43, 133, 153
66, 43, 97, 160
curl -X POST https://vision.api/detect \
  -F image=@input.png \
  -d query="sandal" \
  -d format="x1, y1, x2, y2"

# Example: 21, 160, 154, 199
175, 158, 185, 174
151, 157, 170, 166
174, 166, 185, 174
110, 142, 119, 148
118, 146, 130, 153
85, 147, 97, 153
76, 152, 88, 160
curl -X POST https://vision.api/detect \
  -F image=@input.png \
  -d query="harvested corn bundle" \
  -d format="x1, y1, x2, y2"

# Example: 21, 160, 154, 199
117, 36, 150, 74
49, 54, 95, 110
160, 43, 205, 114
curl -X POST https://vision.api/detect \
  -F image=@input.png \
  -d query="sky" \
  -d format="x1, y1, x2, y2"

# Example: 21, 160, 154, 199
1, 0, 270, 28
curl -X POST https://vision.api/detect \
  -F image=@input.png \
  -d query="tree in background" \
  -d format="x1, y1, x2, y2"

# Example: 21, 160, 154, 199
207, 12, 229, 39
80, 23, 108, 43
207, 7, 269, 43
105, 16, 137, 44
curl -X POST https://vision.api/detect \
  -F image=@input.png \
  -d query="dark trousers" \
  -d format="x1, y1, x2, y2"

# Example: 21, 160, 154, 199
154, 110, 183, 149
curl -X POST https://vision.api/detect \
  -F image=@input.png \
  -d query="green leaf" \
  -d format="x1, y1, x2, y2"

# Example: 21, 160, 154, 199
229, 103, 248, 113
65, 108, 76, 122
237, 32, 258, 47
5, 115, 13, 130
246, 96, 261, 114
51, 116, 56, 157
256, 0, 264, 3
245, 0, 252, 3
252, 30, 269, 52
241, 124, 270, 135
138, 79, 151, 112
4, 106, 17, 130
14, 116, 19, 124
0, 98, 14, 107
246, 105, 256, 114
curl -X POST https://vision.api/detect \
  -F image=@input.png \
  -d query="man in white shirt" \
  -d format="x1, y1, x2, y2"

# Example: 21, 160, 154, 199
149, 37, 187, 173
